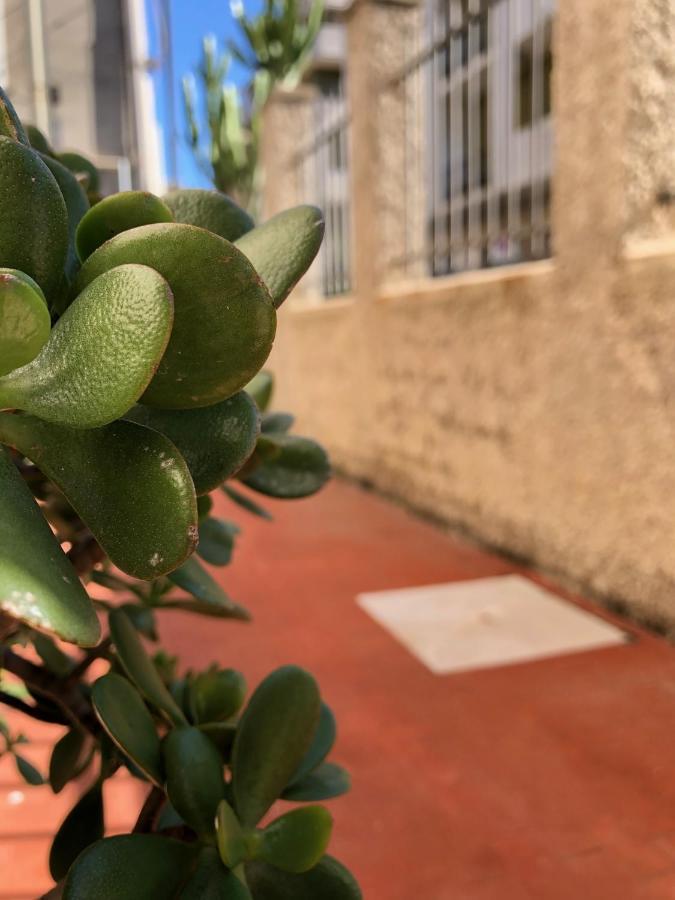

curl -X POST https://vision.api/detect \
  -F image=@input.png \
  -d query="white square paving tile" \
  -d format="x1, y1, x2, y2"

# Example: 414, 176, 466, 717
357, 575, 627, 674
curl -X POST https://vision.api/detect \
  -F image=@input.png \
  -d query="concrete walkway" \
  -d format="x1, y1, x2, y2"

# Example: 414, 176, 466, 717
3, 480, 675, 898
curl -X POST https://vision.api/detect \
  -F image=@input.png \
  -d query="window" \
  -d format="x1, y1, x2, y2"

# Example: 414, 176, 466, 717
388, 0, 555, 280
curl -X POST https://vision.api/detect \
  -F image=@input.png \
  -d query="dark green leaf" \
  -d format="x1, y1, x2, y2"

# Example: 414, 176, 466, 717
232, 666, 321, 827
259, 806, 332, 873
50, 785, 104, 881
163, 727, 226, 838
57, 151, 100, 193
27, 124, 53, 154
198, 722, 237, 758
126, 392, 259, 495
282, 762, 350, 802
156, 800, 185, 832
91, 672, 163, 785
49, 729, 90, 794
222, 484, 272, 520
39, 152, 89, 283
242, 435, 330, 499
33, 633, 74, 677
109, 609, 187, 726
287, 703, 336, 786
189, 668, 247, 724
63, 834, 199, 900
180, 846, 252, 899
198, 495, 214, 521
0, 414, 198, 580
119, 603, 158, 641
0, 447, 99, 647
167, 557, 250, 621
261, 412, 294, 435
198, 518, 239, 567
246, 856, 362, 900
0, 136, 68, 298
14, 752, 44, 785
244, 372, 273, 411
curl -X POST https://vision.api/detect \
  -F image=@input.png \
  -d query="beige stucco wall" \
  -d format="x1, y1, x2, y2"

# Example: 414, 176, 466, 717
264, 0, 675, 626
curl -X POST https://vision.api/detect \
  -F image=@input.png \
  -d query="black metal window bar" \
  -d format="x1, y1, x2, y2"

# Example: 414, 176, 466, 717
293, 72, 352, 297
389, 0, 554, 279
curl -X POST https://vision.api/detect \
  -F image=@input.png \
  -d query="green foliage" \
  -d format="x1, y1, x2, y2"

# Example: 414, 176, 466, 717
183, 0, 323, 207
229, 0, 324, 90
0, 85, 357, 898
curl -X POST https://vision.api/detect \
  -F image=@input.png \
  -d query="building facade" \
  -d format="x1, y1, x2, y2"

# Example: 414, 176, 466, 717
0, 0, 164, 193
263, 0, 675, 628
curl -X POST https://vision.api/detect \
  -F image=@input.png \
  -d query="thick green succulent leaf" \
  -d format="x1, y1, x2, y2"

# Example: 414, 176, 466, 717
231, 666, 321, 827
14, 753, 44, 785
245, 371, 273, 411
63, 835, 199, 900
0, 264, 174, 428
119, 601, 158, 641
242, 434, 330, 499
198, 722, 237, 757
198, 494, 214, 521
57, 151, 100, 193
164, 188, 254, 241
0, 269, 51, 375
126, 391, 260, 495
0, 136, 68, 297
282, 762, 351, 802
0, 447, 99, 646
91, 673, 163, 785
0, 414, 197, 579
222, 484, 272, 520
246, 856, 362, 900
216, 799, 247, 869
33, 632, 74, 676
26, 123, 53, 154
287, 703, 336, 787
0, 87, 29, 143
235, 206, 323, 308
109, 609, 187, 726
73, 223, 276, 409
259, 806, 333, 873
261, 412, 294, 435
39, 152, 90, 284
167, 557, 250, 621
76, 191, 174, 261
198, 518, 240, 567
163, 726, 226, 838
50, 785, 104, 881
189, 667, 247, 724
180, 846, 252, 900
49, 728, 90, 793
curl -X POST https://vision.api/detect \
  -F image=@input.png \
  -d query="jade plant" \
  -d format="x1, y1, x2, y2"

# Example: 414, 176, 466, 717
183, 0, 323, 208
0, 87, 358, 899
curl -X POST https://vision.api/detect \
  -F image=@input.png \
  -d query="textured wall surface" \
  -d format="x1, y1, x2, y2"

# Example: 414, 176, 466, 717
263, 0, 675, 625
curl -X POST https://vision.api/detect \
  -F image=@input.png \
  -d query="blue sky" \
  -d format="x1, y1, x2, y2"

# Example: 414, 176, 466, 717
145, 0, 261, 188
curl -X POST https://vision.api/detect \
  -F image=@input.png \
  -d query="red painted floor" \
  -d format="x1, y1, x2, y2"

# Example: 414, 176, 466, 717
4, 479, 675, 898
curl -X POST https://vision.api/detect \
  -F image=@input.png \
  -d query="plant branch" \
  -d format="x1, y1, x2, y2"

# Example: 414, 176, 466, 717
0, 647, 99, 735
0, 690, 68, 724
133, 785, 165, 834
68, 637, 112, 682
0, 611, 18, 643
